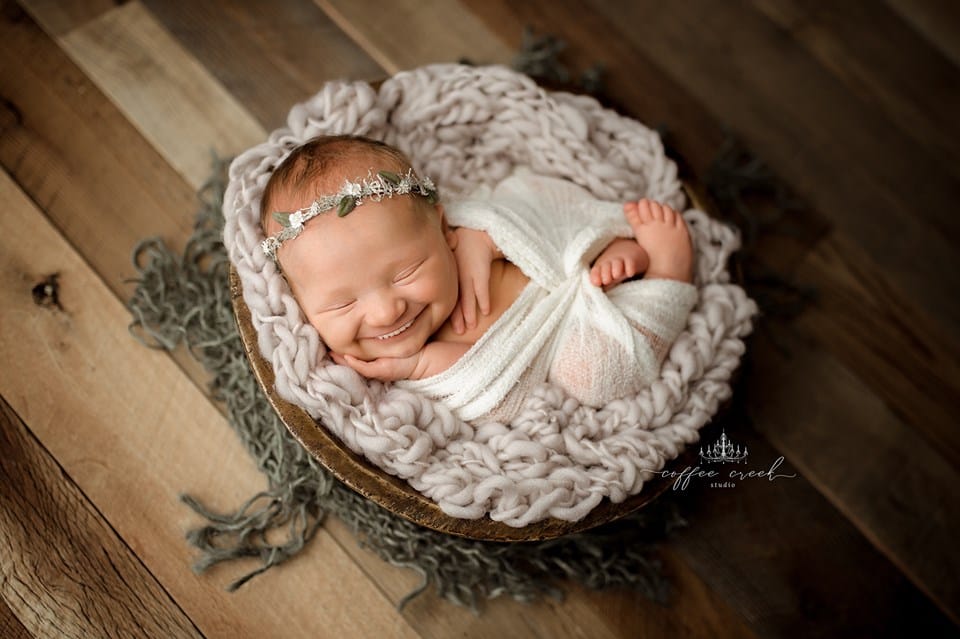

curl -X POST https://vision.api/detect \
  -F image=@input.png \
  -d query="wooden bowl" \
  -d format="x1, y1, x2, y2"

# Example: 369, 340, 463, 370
230, 184, 711, 541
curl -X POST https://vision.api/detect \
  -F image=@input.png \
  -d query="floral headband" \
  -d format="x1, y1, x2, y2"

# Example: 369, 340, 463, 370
261, 169, 439, 261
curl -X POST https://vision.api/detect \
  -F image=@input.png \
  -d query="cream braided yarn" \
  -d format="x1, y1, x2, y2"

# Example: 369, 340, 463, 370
223, 64, 757, 527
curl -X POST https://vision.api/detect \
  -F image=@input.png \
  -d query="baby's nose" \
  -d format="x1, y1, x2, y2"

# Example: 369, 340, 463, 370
367, 290, 407, 326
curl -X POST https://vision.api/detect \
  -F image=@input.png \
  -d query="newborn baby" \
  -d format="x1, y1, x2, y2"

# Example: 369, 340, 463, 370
261, 135, 696, 420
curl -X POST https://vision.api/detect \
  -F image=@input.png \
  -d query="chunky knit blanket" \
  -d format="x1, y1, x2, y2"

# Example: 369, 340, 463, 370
223, 64, 757, 527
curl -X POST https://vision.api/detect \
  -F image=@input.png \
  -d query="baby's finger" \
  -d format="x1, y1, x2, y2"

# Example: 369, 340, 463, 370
450, 304, 466, 334
460, 279, 477, 328
474, 277, 491, 316
601, 261, 613, 285
590, 265, 603, 287
343, 353, 390, 380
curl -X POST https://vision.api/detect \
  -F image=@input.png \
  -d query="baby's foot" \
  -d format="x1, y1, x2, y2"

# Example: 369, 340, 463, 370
624, 199, 693, 282
590, 238, 649, 289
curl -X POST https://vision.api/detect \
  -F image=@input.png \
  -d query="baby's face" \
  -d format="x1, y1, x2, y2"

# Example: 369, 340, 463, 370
275, 194, 459, 363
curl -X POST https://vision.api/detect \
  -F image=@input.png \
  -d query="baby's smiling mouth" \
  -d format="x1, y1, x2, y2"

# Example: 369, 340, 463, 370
376, 316, 417, 340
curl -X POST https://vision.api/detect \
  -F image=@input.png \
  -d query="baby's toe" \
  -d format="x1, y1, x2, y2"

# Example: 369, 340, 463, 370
649, 201, 667, 221
662, 205, 677, 225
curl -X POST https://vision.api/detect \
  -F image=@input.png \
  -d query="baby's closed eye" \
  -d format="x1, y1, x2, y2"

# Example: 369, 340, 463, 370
394, 260, 426, 283
318, 299, 356, 313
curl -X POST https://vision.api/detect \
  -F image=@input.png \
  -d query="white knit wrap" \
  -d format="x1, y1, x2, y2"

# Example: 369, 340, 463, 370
399, 170, 700, 422
223, 64, 758, 527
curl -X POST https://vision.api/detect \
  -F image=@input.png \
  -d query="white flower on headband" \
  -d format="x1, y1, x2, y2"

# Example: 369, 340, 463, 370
344, 182, 363, 198
260, 169, 440, 261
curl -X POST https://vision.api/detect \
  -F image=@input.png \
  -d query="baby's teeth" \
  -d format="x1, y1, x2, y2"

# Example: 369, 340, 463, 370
378, 318, 414, 340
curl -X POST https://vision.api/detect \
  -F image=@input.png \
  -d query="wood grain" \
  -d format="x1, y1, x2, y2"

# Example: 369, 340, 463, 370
0, 598, 33, 639
59, 1, 266, 190
142, 0, 383, 130
0, 171, 419, 638
18, 0, 117, 35
0, 396, 201, 639
749, 0, 960, 171
747, 325, 960, 625
796, 234, 960, 467
459, 0, 728, 175
0, 1, 197, 291
315, 0, 513, 74
670, 420, 958, 637
887, 0, 960, 68
0, 0, 217, 399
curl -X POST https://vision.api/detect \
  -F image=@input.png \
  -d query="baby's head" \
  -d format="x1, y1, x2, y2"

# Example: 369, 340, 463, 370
260, 135, 459, 362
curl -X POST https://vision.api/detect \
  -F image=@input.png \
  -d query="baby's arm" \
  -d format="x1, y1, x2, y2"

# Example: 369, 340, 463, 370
332, 340, 471, 381
450, 227, 503, 333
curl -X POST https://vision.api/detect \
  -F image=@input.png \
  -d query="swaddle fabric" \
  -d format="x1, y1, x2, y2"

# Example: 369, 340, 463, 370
399, 170, 698, 421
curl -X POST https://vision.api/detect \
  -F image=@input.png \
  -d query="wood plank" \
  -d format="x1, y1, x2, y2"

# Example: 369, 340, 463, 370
141, 0, 383, 130
887, 0, 960, 69
0, 0, 197, 289
747, 325, 960, 625
583, 0, 960, 335
315, 0, 513, 74
0, 171, 421, 638
670, 419, 958, 637
58, 1, 265, 190
0, 0, 216, 398
797, 234, 960, 467
0, 396, 201, 639
750, 0, 960, 170
18, 0, 117, 36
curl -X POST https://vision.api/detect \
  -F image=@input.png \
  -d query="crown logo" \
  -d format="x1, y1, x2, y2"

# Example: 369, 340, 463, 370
699, 430, 749, 464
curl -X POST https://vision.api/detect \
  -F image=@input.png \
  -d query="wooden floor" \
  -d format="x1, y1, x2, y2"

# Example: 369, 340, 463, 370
1, 0, 958, 637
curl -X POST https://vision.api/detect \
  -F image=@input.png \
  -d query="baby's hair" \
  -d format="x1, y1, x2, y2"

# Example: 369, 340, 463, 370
259, 135, 417, 232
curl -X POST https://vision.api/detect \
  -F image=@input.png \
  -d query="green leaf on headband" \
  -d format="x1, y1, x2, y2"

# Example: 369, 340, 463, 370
272, 212, 291, 227
337, 195, 357, 217
377, 170, 401, 185
425, 190, 439, 205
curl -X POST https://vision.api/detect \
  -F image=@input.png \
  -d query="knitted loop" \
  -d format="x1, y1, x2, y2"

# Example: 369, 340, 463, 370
223, 64, 757, 527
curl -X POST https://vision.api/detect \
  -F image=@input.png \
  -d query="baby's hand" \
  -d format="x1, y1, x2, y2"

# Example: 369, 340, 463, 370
450, 228, 500, 334
330, 352, 421, 381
